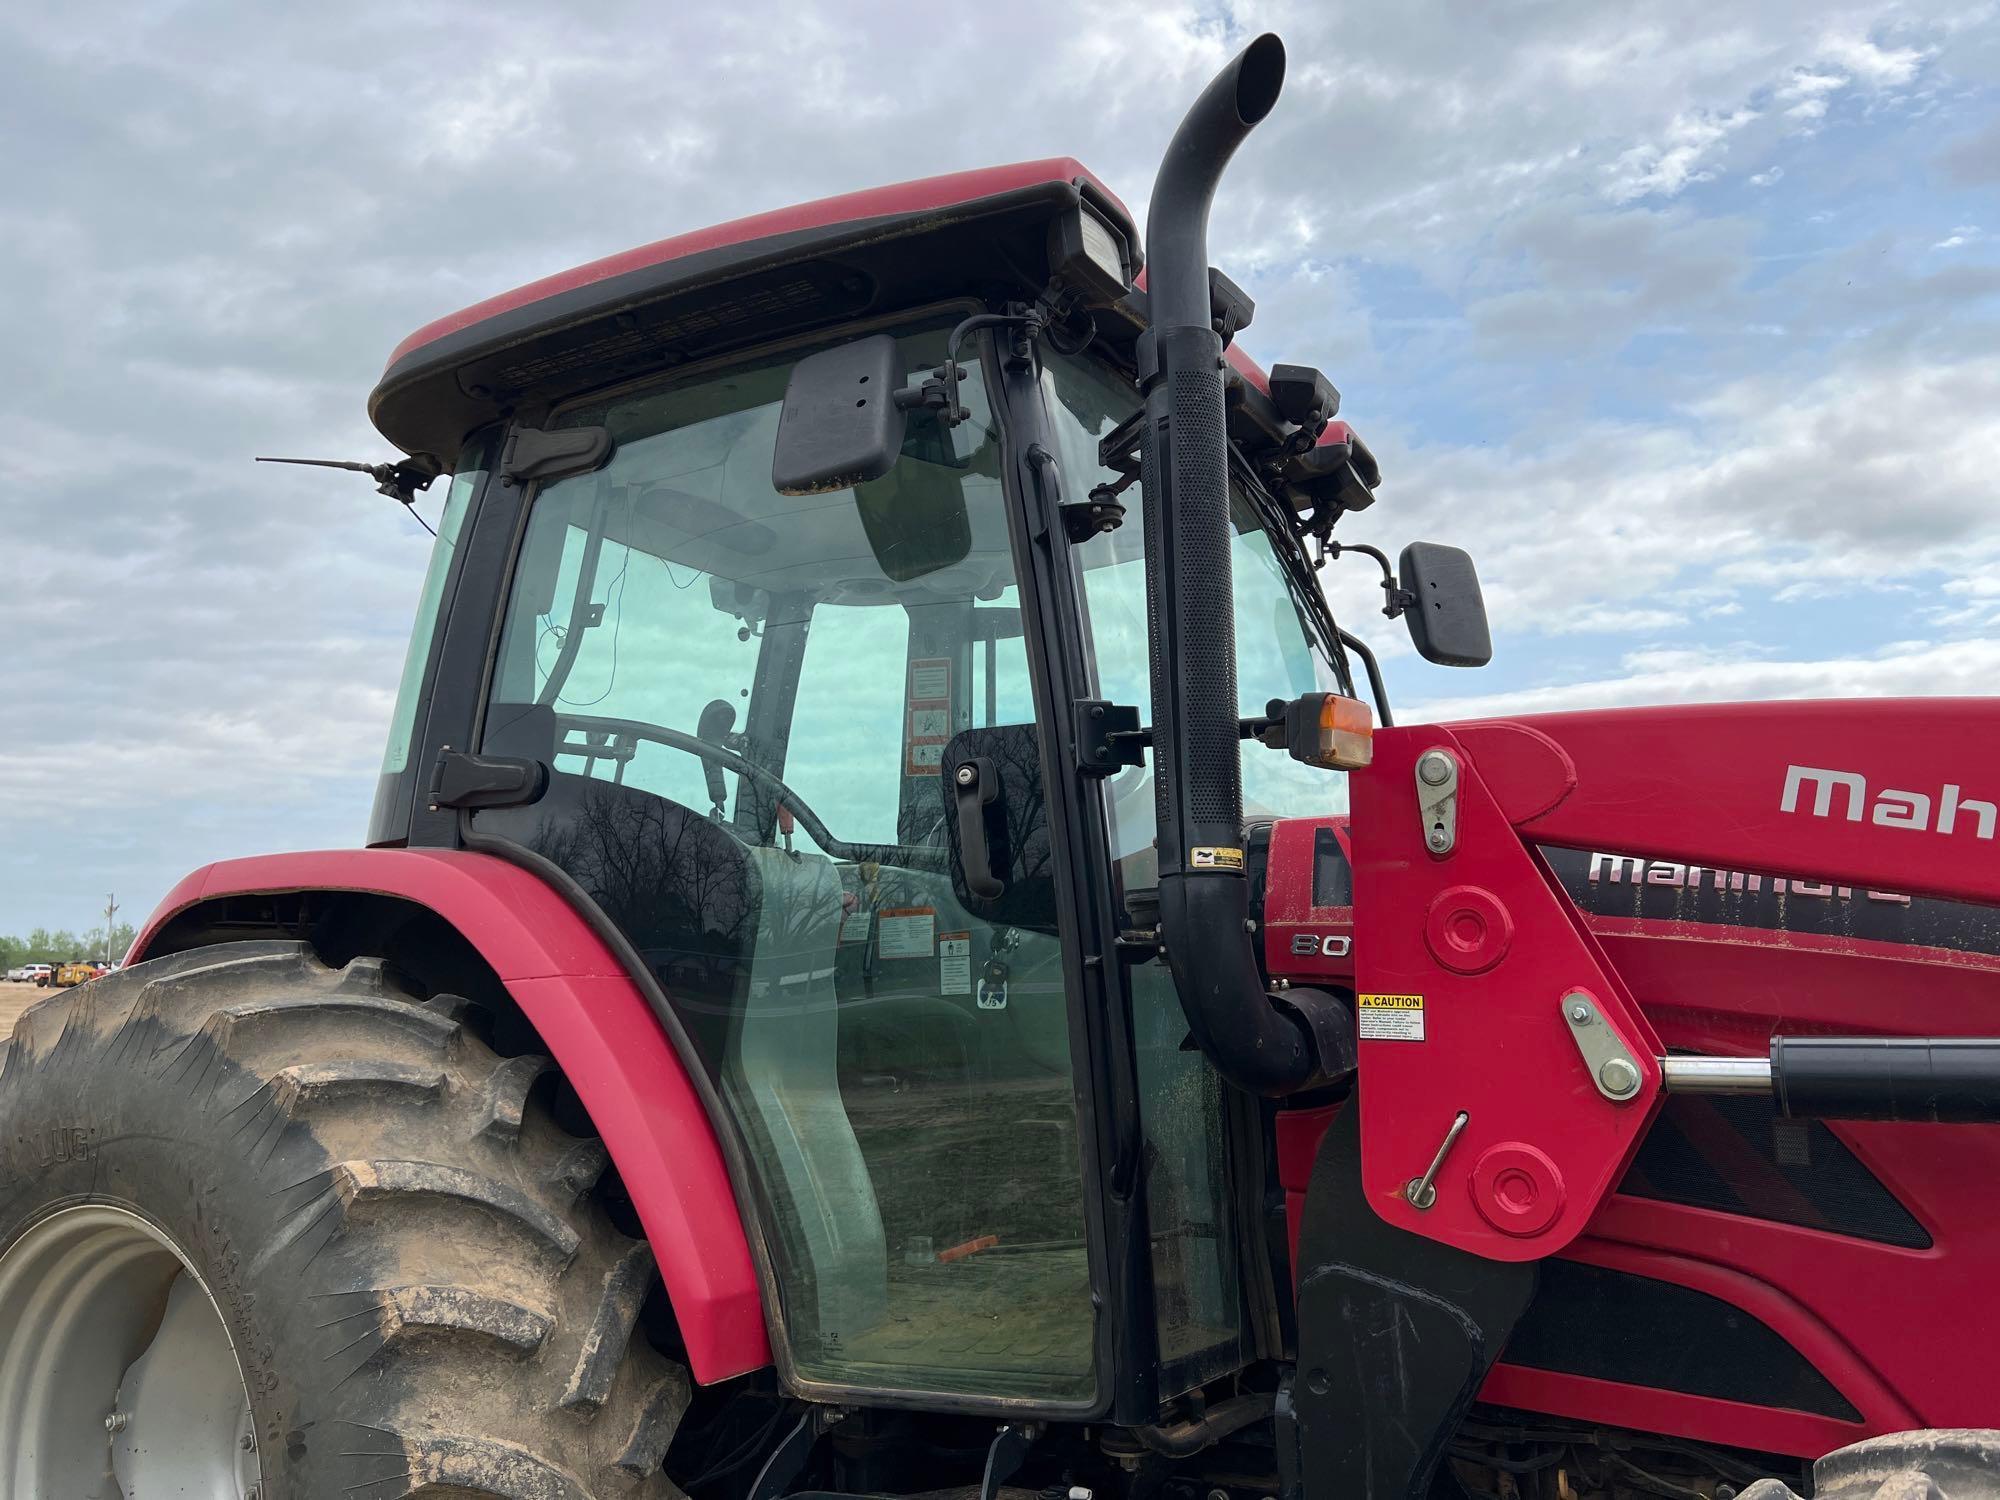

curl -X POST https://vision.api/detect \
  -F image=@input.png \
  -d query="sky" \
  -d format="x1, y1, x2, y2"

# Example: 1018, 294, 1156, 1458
1, 0, 1995, 935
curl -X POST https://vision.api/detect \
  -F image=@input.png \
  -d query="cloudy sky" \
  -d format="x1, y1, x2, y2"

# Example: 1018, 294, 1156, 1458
2, 1, 1995, 936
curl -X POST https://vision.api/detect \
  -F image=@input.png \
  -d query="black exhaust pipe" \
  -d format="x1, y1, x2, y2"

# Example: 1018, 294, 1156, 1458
1141, 34, 1338, 1097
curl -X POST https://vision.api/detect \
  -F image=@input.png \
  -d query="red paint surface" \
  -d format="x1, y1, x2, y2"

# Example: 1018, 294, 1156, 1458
1490, 699, 2000, 907
1349, 724, 1665, 1261
387, 158, 1125, 369
1269, 696, 2000, 1451
129, 849, 770, 1384
1273, 1102, 1339, 1269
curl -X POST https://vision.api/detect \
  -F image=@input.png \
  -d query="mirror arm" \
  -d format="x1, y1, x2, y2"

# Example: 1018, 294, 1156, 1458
897, 310, 1046, 429
1325, 540, 1415, 619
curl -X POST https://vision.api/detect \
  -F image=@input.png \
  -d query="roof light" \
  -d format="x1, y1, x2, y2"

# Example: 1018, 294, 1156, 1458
1048, 203, 1133, 308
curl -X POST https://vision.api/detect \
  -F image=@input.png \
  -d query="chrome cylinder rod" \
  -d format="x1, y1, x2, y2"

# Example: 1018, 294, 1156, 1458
1660, 1055, 1774, 1095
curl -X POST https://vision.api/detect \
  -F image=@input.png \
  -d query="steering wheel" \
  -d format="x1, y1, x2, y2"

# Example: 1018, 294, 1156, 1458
551, 712, 947, 870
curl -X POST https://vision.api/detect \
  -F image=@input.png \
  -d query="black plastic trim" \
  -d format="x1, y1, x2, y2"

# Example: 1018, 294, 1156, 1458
987, 323, 1154, 1422
1502, 1259, 1863, 1422
370, 179, 1141, 466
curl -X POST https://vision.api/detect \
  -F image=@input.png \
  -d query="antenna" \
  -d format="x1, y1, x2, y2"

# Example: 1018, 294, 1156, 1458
255, 455, 442, 532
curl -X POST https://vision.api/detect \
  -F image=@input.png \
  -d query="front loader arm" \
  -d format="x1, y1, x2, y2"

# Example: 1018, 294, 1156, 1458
1348, 718, 1661, 1259
1348, 697, 2000, 1259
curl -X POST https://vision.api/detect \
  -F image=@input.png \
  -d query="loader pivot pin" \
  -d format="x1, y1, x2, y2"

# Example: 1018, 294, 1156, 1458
1403, 1109, 1469, 1210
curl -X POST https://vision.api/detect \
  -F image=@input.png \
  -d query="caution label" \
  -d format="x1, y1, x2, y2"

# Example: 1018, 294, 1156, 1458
1357, 993, 1425, 1042
905, 658, 951, 776
1190, 845, 1245, 871
877, 908, 936, 960
939, 932, 972, 996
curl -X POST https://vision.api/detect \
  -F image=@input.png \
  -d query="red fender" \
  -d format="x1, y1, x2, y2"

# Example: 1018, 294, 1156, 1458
129, 848, 771, 1384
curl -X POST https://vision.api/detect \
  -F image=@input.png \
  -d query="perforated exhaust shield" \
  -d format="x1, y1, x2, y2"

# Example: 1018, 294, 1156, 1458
1137, 35, 1332, 1096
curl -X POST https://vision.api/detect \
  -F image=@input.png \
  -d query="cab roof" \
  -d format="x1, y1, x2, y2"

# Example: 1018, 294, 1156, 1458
369, 160, 1138, 466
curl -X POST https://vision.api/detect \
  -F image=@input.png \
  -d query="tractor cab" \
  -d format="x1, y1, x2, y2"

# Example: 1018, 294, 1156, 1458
362, 156, 1433, 1411
11, 29, 1999, 1500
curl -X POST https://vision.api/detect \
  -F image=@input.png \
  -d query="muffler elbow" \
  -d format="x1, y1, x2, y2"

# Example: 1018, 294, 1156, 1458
1146, 32, 1286, 333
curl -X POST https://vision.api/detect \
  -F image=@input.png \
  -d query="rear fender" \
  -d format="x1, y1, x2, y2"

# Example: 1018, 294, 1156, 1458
129, 848, 771, 1384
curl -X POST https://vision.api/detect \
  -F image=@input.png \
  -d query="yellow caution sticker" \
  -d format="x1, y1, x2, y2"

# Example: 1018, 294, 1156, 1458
1358, 993, 1425, 1042
1190, 845, 1245, 871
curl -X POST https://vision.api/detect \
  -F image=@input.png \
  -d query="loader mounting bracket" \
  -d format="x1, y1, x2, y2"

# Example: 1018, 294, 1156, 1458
1291, 1101, 1536, 1500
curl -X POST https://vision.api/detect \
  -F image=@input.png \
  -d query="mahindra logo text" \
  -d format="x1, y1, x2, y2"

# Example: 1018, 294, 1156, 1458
1780, 765, 1997, 840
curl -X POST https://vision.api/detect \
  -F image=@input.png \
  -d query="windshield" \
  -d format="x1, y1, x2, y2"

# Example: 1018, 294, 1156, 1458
472, 321, 1098, 1404
1040, 351, 1349, 886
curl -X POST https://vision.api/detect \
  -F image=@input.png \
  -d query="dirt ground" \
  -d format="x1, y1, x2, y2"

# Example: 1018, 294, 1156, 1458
0, 979, 54, 1033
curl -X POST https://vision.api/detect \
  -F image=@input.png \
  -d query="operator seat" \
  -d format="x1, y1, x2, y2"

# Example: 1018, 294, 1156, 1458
733, 844, 889, 1339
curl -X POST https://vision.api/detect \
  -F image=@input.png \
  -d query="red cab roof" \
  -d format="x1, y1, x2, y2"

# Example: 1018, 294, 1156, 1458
388, 158, 1131, 371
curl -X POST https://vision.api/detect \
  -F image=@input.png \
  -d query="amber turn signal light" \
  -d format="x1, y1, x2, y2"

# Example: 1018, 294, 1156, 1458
1263, 692, 1374, 770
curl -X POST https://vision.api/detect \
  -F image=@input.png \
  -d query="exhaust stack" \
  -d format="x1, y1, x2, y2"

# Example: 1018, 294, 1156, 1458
1141, 34, 1335, 1097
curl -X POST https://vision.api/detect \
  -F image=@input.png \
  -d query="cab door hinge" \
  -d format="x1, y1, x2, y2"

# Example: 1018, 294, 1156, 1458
1073, 700, 1147, 776
428, 749, 549, 812
499, 424, 615, 488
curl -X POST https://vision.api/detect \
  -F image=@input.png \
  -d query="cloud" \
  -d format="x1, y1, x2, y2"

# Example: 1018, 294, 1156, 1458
1937, 117, 2000, 183
1332, 348, 2000, 643
1814, 31, 1932, 87
0, 0, 1994, 934
1606, 108, 1761, 202
1408, 635, 2000, 721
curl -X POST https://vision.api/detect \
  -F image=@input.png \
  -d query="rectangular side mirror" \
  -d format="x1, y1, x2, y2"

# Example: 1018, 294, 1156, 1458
1399, 541, 1492, 667
771, 334, 908, 495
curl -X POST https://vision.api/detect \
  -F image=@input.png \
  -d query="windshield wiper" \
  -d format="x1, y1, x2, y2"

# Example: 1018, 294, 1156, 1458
1228, 453, 1358, 701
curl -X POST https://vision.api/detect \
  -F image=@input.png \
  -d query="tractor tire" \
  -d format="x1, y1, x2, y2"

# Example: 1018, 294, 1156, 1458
0, 940, 692, 1499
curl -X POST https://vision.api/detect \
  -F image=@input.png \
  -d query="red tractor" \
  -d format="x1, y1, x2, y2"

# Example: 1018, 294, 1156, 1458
4, 32, 1997, 1500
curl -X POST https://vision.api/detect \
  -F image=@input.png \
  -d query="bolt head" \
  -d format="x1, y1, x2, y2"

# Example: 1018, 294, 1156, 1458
955, 765, 976, 786
1427, 830, 1451, 851
1568, 1001, 1592, 1024
1417, 750, 1454, 786
1599, 1056, 1641, 1097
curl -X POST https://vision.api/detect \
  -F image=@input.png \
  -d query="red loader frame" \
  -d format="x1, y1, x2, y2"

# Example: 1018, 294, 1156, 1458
1267, 697, 2000, 1455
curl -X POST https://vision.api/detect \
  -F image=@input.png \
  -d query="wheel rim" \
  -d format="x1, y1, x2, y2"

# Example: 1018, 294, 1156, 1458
0, 1205, 259, 1499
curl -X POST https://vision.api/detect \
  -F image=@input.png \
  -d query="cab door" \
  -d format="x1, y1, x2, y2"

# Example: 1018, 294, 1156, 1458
467, 322, 1104, 1407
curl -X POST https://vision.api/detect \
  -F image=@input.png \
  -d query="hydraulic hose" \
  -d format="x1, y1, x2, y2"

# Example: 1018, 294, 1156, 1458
1141, 33, 1337, 1097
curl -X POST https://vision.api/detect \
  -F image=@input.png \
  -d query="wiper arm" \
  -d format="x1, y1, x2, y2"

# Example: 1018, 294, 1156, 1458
1229, 455, 1358, 700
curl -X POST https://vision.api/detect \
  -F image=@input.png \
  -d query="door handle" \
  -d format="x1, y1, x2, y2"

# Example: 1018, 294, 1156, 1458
952, 757, 1004, 899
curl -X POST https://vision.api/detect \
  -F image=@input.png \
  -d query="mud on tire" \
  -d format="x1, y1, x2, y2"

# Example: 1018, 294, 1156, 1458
0, 941, 691, 1498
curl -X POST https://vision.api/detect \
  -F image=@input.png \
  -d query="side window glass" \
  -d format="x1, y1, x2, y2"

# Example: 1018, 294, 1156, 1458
474, 325, 1098, 1405
970, 590, 1033, 727
379, 433, 492, 776
785, 604, 908, 846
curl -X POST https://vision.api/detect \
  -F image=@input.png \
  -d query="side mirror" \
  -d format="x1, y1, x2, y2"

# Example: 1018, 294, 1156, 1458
771, 334, 907, 495
1398, 541, 1492, 667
